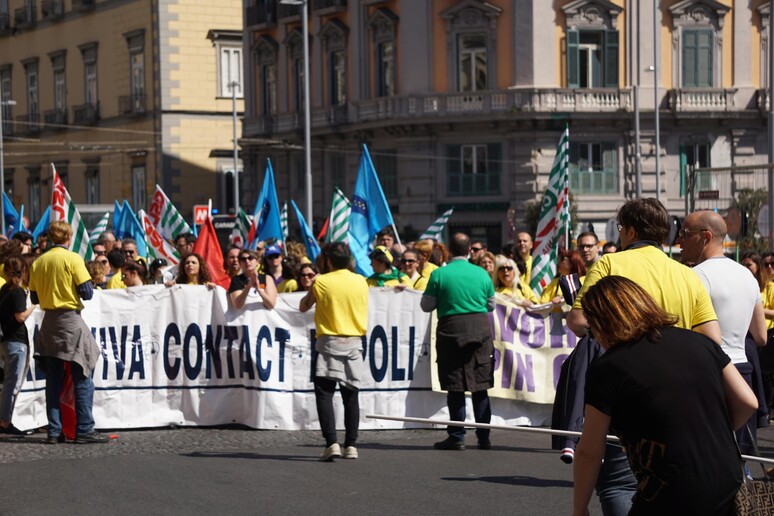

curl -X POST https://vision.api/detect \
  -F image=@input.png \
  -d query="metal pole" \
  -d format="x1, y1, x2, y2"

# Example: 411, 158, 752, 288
231, 81, 240, 215
0, 100, 5, 235
653, 0, 661, 201
769, 0, 774, 251
634, 84, 642, 198
302, 0, 313, 228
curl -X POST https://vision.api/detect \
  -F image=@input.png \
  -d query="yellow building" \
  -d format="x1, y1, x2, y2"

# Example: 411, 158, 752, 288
241, 0, 771, 249
0, 0, 244, 230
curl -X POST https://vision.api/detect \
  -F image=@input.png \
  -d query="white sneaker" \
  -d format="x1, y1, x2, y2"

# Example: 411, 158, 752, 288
342, 446, 358, 459
319, 443, 341, 462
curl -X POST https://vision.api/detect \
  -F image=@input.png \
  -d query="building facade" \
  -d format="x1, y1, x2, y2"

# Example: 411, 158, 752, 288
240, 0, 771, 249
0, 0, 244, 228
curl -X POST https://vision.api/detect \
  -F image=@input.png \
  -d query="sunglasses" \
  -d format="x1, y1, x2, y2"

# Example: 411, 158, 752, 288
401, 258, 417, 264
765, 262, 774, 268
299, 273, 316, 279
239, 256, 256, 262
124, 250, 136, 255
266, 254, 281, 259
470, 247, 483, 252
94, 250, 106, 256
499, 266, 514, 272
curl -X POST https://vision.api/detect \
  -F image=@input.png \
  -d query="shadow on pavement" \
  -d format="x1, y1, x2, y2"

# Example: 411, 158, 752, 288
181, 451, 318, 462
442, 475, 573, 488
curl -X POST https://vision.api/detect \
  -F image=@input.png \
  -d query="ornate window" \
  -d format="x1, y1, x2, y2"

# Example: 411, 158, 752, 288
569, 142, 618, 194
367, 7, 398, 98
284, 29, 307, 111
441, 0, 501, 93
254, 36, 278, 115
320, 20, 348, 106
669, 0, 729, 88
562, 0, 621, 88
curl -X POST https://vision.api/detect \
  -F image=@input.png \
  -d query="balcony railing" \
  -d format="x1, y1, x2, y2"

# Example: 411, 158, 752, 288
73, 102, 99, 124
72, 0, 95, 11
119, 95, 146, 115
278, 4, 300, 19
246, 0, 277, 27
13, 4, 36, 28
41, 0, 64, 20
311, 104, 348, 128
668, 88, 737, 112
16, 113, 41, 134
44, 108, 67, 126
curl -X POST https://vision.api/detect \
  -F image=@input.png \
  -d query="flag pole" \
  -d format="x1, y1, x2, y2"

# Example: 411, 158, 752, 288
391, 223, 402, 249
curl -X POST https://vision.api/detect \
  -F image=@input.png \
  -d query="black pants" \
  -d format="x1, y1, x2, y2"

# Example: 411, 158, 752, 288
447, 390, 491, 442
314, 377, 359, 447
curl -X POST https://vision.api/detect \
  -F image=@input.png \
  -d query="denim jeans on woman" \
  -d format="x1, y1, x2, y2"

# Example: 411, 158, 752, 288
0, 340, 28, 422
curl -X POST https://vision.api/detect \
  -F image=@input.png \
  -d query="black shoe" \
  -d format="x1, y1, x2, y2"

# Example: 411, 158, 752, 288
44, 434, 65, 445
434, 437, 465, 451
75, 431, 110, 444
477, 440, 492, 450
0, 424, 33, 437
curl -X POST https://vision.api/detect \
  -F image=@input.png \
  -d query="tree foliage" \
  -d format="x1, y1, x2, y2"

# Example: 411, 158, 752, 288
732, 188, 770, 252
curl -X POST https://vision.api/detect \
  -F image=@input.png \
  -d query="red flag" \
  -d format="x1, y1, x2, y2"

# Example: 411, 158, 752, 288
193, 216, 230, 289
61, 363, 76, 440
317, 216, 329, 242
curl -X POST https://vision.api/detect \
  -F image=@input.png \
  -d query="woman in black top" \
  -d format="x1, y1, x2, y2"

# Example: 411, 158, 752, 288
573, 276, 758, 516
0, 255, 36, 436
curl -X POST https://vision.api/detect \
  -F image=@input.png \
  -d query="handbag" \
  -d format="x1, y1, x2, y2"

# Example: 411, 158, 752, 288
735, 426, 774, 515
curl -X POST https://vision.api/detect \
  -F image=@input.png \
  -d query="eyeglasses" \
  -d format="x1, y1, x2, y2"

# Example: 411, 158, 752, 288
124, 249, 136, 255
578, 244, 596, 249
470, 247, 483, 252
299, 273, 316, 279
677, 228, 708, 238
266, 254, 281, 260
401, 258, 417, 264
764, 262, 774, 268
616, 223, 623, 231
498, 266, 514, 272
94, 250, 106, 256
239, 256, 256, 262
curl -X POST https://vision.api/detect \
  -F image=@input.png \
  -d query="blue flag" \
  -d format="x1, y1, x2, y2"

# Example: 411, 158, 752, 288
115, 201, 148, 258
249, 159, 283, 248
347, 145, 395, 276
32, 205, 51, 243
291, 200, 320, 262
3, 192, 19, 236
112, 200, 126, 238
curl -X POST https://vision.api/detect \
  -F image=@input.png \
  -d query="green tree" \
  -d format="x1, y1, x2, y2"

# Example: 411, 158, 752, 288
732, 188, 770, 252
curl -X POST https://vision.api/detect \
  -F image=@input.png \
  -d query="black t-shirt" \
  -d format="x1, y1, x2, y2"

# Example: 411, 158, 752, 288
585, 326, 741, 514
0, 284, 29, 343
227, 273, 267, 294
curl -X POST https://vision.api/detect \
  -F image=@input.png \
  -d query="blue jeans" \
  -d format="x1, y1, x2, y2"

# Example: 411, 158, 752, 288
0, 341, 28, 423
446, 390, 491, 442
595, 444, 636, 516
43, 358, 95, 437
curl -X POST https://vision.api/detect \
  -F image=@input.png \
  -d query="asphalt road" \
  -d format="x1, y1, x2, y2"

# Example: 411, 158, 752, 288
3, 423, 774, 515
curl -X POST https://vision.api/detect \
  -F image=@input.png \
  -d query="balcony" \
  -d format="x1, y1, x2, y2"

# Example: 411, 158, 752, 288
312, 0, 346, 14
73, 102, 99, 124
44, 108, 67, 126
311, 104, 348, 128
72, 0, 95, 11
246, 0, 277, 27
278, 4, 300, 19
41, 0, 64, 20
668, 88, 737, 112
13, 4, 36, 29
15, 113, 41, 135
118, 95, 146, 115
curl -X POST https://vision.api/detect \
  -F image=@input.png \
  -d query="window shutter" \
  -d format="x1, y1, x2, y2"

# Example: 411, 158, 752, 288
679, 145, 687, 196
567, 29, 579, 88
604, 30, 619, 88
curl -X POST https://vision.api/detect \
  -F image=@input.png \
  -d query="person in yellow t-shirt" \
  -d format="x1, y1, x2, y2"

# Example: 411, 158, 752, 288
366, 246, 410, 288
516, 232, 534, 286
414, 240, 438, 280
399, 248, 428, 291
300, 242, 368, 462
492, 254, 537, 306
539, 250, 587, 305
27, 220, 108, 444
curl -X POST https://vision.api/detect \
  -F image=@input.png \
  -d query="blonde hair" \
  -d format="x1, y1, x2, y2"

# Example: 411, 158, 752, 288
491, 254, 521, 291
581, 276, 678, 346
48, 220, 73, 244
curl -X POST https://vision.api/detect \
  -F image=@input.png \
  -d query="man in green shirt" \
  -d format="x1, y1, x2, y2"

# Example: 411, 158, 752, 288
421, 233, 495, 450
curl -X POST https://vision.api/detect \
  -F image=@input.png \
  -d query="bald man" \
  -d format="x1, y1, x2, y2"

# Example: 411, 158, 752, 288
678, 210, 767, 456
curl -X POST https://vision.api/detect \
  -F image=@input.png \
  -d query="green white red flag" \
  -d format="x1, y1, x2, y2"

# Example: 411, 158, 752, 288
51, 163, 93, 260
418, 208, 454, 242
148, 185, 192, 242
327, 186, 350, 243
231, 207, 252, 248
138, 209, 180, 265
530, 126, 570, 293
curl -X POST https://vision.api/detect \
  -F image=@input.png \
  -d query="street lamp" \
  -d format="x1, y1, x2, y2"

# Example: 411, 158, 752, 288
280, 0, 313, 228
653, 0, 661, 201
0, 99, 17, 236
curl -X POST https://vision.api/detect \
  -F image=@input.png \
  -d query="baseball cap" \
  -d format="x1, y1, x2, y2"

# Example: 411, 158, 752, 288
369, 245, 393, 265
265, 244, 282, 257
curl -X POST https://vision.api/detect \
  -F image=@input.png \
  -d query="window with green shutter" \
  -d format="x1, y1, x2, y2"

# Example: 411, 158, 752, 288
446, 143, 501, 196
682, 29, 713, 88
569, 142, 618, 194
566, 29, 619, 88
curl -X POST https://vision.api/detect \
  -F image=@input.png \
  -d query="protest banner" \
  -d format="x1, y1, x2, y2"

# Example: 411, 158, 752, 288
14, 288, 567, 431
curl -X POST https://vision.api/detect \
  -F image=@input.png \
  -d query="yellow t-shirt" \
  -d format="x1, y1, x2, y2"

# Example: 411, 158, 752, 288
572, 245, 717, 330
520, 254, 533, 286
28, 246, 92, 311
107, 272, 126, 289
421, 262, 438, 279
312, 268, 368, 337
497, 283, 538, 304
410, 273, 429, 291
764, 281, 774, 330
539, 275, 586, 304
278, 278, 299, 293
